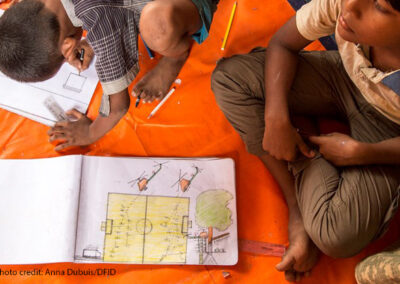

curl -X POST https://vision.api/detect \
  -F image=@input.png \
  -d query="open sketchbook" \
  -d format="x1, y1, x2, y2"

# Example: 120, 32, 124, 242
0, 9, 99, 126
0, 155, 238, 265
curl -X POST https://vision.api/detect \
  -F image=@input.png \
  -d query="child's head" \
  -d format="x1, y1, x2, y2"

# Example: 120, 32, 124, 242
338, 0, 400, 48
0, 0, 64, 82
0, 0, 82, 82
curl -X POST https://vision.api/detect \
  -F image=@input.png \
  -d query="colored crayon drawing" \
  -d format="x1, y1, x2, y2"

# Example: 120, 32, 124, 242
102, 193, 190, 264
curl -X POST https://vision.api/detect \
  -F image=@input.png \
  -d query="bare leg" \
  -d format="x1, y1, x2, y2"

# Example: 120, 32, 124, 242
259, 154, 319, 282
134, 0, 202, 102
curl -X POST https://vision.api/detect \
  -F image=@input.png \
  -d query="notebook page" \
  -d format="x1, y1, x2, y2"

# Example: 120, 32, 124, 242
0, 155, 82, 264
75, 156, 238, 265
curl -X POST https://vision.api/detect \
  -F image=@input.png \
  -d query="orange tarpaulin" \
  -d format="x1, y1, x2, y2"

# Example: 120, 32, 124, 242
0, 0, 399, 283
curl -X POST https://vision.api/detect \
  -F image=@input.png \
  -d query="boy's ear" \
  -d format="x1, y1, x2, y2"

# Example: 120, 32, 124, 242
60, 37, 79, 60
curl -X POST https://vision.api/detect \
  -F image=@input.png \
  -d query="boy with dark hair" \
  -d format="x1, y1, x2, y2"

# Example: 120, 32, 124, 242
0, 0, 218, 150
212, 0, 400, 281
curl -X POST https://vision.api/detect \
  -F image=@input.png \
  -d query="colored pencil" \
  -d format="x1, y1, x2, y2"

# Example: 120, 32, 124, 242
221, 1, 237, 51
141, 37, 154, 59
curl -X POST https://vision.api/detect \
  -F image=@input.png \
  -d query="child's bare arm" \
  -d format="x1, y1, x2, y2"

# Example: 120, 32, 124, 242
310, 133, 400, 165
263, 16, 314, 161
48, 89, 130, 151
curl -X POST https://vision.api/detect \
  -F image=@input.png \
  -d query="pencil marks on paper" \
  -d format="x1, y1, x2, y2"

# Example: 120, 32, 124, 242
171, 166, 201, 193
101, 193, 190, 264
128, 162, 167, 192
63, 73, 87, 93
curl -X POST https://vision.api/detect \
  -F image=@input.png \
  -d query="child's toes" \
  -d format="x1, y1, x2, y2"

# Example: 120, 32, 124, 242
155, 91, 164, 100
141, 91, 150, 102
132, 86, 141, 97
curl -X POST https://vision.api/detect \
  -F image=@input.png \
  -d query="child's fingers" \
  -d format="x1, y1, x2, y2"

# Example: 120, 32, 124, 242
54, 121, 69, 127
72, 40, 94, 72
309, 135, 324, 145
80, 48, 94, 71
66, 109, 84, 119
67, 53, 82, 71
47, 126, 65, 136
298, 140, 314, 158
55, 142, 72, 151
49, 133, 66, 142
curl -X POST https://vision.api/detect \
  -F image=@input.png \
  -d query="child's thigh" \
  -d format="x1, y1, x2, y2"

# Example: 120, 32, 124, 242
211, 47, 266, 155
349, 93, 400, 143
288, 50, 355, 119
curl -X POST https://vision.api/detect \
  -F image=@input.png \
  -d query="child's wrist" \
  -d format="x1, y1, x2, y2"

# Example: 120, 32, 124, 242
88, 123, 100, 144
355, 142, 372, 165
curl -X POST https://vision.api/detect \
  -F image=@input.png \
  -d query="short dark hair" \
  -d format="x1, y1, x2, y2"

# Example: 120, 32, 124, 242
0, 0, 64, 82
387, 0, 400, 11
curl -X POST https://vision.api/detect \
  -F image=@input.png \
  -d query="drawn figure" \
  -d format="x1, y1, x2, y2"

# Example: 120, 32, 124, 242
73, 246, 102, 261
195, 189, 233, 244
63, 72, 87, 93
196, 230, 230, 265
82, 246, 102, 259
171, 166, 201, 192
128, 162, 165, 191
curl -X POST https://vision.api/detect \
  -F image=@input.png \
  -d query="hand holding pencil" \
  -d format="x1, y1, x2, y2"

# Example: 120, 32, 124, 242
66, 40, 94, 74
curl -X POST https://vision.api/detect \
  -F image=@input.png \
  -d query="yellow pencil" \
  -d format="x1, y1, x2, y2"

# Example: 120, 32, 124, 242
221, 1, 237, 51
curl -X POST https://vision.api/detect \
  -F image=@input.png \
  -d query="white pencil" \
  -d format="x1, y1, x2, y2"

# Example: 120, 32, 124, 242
147, 87, 176, 119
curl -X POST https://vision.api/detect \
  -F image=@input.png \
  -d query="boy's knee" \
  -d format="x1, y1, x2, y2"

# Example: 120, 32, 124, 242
211, 57, 245, 90
140, 2, 180, 52
211, 58, 238, 102
305, 220, 366, 258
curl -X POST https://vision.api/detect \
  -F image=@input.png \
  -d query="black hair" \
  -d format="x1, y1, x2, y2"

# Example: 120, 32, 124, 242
387, 0, 400, 11
0, 0, 64, 82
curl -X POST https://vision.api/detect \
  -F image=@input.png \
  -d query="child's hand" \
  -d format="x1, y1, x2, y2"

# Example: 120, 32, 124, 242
309, 133, 363, 166
263, 120, 314, 161
48, 109, 94, 151
66, 40, 94, 73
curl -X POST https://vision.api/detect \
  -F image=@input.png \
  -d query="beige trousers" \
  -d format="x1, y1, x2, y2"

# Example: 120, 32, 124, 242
211, 48, 400, 258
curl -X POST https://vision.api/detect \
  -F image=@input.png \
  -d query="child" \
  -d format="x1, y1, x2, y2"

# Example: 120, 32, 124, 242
211, 0, 400, 281
0, 0, 218, 150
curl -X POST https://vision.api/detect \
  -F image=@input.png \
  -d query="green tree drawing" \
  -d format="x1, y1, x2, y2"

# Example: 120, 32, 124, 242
195, 189, 233, 243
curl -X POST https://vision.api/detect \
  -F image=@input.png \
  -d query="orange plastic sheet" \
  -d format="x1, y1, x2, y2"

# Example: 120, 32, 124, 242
0, 0, 399, 283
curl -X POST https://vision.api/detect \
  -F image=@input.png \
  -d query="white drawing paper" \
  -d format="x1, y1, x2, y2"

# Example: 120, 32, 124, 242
0, 155, 237, 265
0, 155, 82, 264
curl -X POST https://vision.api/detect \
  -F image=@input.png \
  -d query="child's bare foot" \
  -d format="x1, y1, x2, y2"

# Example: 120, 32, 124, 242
132, 54, 188, 103
276, 209, 319, 282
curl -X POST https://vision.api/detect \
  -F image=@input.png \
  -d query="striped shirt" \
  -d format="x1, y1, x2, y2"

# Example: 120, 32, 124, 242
70, 0, 152, 115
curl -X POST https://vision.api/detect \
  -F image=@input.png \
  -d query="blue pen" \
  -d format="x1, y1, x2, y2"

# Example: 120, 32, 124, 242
140, 37, 154, 59
135, 94, 141, 108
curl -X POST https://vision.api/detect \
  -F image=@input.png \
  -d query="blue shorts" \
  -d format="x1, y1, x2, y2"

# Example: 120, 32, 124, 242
191, 0, 219, 44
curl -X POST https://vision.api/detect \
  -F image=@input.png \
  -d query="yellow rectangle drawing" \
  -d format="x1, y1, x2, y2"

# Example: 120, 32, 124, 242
103, 194, 147, 262
103, 194, 189, 264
